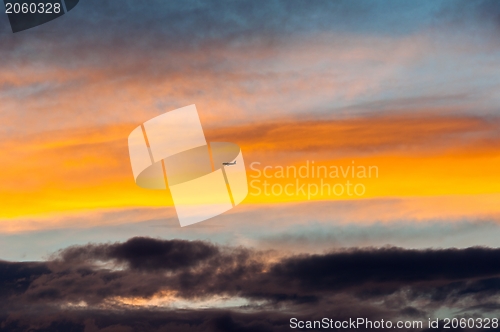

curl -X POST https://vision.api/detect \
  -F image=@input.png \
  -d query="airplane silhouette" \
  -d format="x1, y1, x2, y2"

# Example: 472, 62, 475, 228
222, 161, 237, 166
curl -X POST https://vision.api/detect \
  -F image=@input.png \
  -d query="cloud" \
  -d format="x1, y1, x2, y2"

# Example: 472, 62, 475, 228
3, 198, 500, 263
2, 237, 500, 331
59, 237, 220, 271
0, 261, 50, 297
206, 113, 500, 156
2, 2, 500, 224
1, 110, 500, 221
2, 0, 500, 138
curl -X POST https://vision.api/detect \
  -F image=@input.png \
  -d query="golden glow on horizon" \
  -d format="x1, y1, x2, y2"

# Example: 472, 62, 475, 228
0, 115, 499, 220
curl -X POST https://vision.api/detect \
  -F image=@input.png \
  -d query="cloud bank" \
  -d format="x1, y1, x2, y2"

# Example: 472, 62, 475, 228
2, 237, 500, 331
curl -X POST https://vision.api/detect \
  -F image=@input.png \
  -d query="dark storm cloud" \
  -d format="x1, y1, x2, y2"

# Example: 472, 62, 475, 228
10, 239, 500, 304
59, 237, 219, 271
271, 247, 500, 287
2, 238, 500, 330
0, 261, 50, 297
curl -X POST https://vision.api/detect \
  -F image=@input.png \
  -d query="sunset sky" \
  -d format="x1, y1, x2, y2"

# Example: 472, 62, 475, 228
1, 0, 500, 331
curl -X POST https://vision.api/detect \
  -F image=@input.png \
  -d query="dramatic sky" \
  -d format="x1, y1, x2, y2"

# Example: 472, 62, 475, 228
1, 0, 500, 330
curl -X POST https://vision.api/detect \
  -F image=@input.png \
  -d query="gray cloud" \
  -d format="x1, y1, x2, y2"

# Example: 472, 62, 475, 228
2, 238, 500, 331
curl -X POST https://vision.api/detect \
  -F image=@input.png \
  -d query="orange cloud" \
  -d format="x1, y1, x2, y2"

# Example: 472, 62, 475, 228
0, 32, 461, 138
1, 32, 499, 223
206, 113, 500, 156
0, 113, 498, 223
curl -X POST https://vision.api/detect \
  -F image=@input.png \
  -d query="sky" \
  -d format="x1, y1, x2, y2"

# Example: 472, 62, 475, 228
1, 0, 500, 330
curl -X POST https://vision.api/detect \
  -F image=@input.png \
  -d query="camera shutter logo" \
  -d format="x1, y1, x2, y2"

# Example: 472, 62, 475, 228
128, 105, 248, 226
